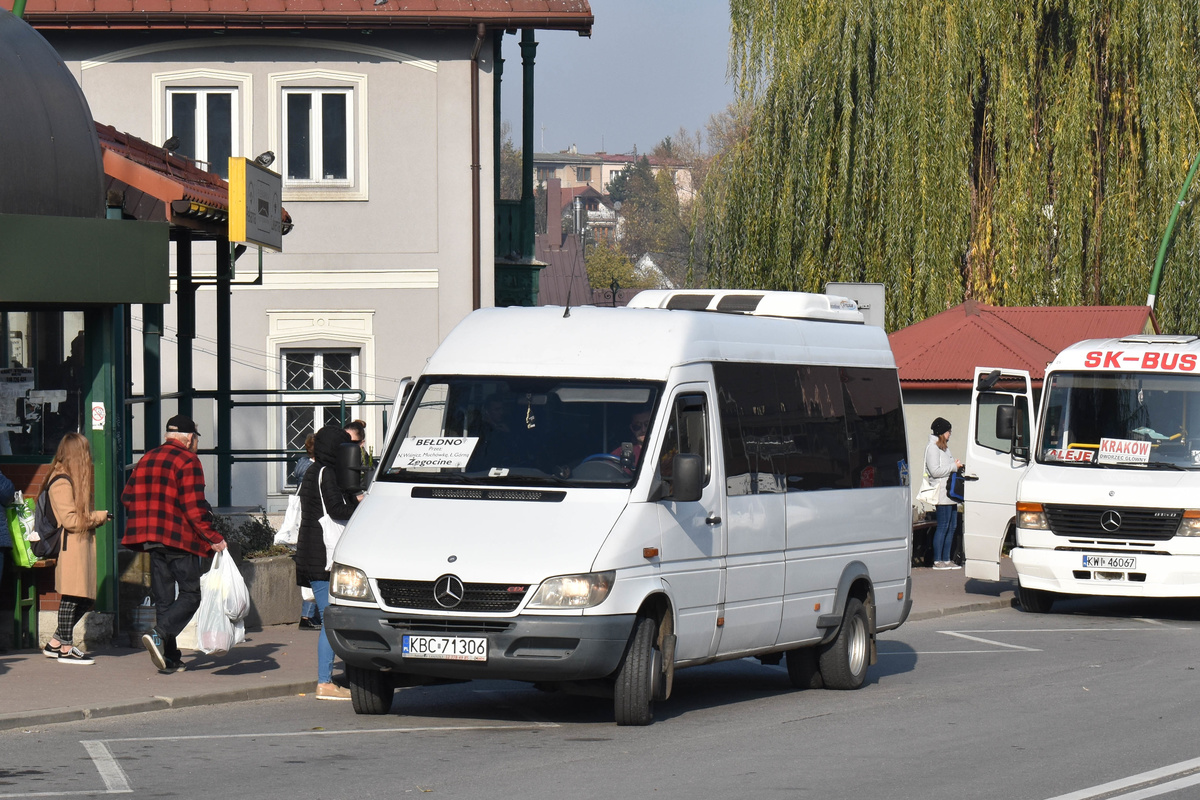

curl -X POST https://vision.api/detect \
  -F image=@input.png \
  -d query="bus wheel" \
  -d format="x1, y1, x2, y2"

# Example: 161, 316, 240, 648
613, 613, 660, 726
1017, 584, 1055, 614
348, 665, 395, 715
785, 646, 823, 690
818, 597, 871, 690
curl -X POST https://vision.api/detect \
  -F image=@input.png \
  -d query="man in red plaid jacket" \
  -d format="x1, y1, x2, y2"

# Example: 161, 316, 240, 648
122, 414, 226, 673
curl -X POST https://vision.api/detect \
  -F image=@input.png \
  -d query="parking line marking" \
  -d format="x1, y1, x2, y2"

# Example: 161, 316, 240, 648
938, 631, 1041, 651
81, 741, 131, 794
1043, 754, 1200, 800
877, 649, 1027, 655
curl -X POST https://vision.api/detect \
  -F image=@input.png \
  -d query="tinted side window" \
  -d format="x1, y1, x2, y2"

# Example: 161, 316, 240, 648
839, 366, 907, 487
713, 361, 905, 494
713, 362, 787, 495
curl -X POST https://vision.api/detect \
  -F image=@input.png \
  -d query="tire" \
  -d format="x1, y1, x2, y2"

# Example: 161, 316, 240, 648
613, 614, 660, 726
785, 647, 823, 690
1017, 583, 1055, 614
348, 664, 395, 715
818, 597, 871, 690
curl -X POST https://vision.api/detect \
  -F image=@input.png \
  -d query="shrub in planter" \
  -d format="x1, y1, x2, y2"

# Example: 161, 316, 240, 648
212, 513, 290, 559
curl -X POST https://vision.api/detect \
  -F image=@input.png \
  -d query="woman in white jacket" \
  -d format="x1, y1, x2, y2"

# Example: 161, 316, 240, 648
925, 417, 963, 570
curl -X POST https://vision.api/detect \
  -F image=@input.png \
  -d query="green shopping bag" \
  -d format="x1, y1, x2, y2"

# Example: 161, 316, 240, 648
6, 498, 38, 568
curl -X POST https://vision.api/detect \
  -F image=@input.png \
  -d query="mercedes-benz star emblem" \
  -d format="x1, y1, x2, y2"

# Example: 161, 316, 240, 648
1100, 510, 1122, 532
433, 574, 465, 609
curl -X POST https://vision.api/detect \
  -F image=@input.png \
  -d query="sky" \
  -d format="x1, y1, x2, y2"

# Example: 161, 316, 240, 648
500, 0, 736, 157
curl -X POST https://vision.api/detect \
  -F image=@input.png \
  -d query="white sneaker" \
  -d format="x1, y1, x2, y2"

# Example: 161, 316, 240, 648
932, 561, 951, 570
948, 562, 963, 570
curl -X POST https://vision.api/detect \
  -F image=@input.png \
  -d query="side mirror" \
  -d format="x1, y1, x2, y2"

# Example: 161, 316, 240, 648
670, 454, 703, 503
336, 442, 364, 491
995, 404, 1015, 440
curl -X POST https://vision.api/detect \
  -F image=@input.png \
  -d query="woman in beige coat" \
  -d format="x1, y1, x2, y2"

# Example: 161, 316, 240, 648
42, 433, 109, 665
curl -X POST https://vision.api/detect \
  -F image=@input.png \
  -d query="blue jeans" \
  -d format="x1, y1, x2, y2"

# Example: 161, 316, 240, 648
311, 580, 335, 684
302, 599, 319, 622
933, 504, 958, 563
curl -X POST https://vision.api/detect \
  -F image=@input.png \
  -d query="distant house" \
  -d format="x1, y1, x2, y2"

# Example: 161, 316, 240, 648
888, 299, 1158, 499
534, 147, 694, 202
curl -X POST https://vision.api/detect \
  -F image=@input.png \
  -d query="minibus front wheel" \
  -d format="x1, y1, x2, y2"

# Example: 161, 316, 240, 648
613, 613, 661, 726
818, 597, 870, 690
348, 665, 395, 715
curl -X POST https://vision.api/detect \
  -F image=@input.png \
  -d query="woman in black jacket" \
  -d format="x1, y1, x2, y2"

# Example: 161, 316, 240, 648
295, 425, 361, 700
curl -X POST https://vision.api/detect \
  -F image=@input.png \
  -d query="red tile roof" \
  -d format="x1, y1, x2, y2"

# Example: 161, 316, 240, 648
6, 0, 592, 30
888, 300, 1158, 390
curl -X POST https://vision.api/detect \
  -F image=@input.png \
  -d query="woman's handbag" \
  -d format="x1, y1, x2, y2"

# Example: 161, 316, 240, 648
317, 467, 346, 570
916, 470, 939, 508
946, 469, 966, 503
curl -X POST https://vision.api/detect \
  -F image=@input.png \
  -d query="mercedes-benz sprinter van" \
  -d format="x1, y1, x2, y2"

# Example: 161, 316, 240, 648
325, 289, 912, 724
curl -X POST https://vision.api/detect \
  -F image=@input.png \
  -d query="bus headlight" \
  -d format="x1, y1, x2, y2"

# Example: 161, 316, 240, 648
330, 564, 376, 602
526, 571, 615, 609
1017, 501, 1049, 530
1176, 510, 1200, 536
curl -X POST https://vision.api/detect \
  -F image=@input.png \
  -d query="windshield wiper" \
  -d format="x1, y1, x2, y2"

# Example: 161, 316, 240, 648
1146, 461, 1190, 471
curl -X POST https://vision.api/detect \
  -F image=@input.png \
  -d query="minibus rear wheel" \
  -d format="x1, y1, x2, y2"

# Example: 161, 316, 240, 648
818, 597, 870, 690
613, 613, 660, 726
348, 665, 395, 715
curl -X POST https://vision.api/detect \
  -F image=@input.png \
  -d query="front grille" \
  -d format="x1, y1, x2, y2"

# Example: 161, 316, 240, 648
377, 579, 528, 613
1044, 504, 1181, 541
383, 617, 515, 635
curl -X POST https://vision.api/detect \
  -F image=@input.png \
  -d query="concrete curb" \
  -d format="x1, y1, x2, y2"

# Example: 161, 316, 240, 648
909, 597, 1015, 622
0, 681, 318, 732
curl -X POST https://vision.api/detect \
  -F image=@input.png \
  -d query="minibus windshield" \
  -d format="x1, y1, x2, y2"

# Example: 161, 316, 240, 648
378, 376, 663, 487
1037, 371, 1200, 469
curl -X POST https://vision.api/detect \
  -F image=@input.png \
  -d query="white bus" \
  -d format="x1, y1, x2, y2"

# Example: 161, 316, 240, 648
325, 290, 913, 724
965, 334, 1200, 612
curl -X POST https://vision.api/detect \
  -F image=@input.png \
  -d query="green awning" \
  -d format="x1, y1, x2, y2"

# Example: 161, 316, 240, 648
0, 212, 168, 304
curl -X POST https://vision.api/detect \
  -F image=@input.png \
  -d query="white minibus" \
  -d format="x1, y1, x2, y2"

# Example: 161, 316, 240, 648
966, 334, 1200, 612
325, 289, 913, 724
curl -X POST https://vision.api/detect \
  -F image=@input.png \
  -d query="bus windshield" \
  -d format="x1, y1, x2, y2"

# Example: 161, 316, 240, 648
1037, 371, 1200, 469
378, 376, 663, 487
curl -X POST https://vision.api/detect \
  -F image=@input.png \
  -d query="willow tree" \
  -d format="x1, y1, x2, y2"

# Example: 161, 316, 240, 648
703, 0, 1200, 332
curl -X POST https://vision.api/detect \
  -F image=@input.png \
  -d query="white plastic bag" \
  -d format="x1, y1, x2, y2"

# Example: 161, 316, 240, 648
193, 573, 236, 655
317, 468, 346, 570
211, 550, 251, 622
274, 493, 301, 546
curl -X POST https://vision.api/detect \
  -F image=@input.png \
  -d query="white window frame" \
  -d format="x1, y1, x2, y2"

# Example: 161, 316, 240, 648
266, 310, 376, 496
165, 87, 240, 176
152, 69, 252, 176
280, 348, 361, 486
269, 70, 369, 201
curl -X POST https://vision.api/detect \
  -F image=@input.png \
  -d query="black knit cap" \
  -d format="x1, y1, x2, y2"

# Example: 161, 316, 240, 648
931, 417, 952, 436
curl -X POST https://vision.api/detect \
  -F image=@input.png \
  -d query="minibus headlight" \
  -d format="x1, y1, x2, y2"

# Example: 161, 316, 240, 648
526, 571, 615, 609
1017, 502, 1049, 530
1176, 510, 1200, 537
330, 564, 376, 602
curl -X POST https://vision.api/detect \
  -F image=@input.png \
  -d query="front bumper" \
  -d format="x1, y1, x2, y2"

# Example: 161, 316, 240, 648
1013, 547, 1200, 598
324, 605, 636, 682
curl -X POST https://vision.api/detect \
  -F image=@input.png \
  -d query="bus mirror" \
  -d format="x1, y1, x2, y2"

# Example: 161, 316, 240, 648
671, 454, 703, 503
336, 442, 364, 491
995, 405, 1015, 440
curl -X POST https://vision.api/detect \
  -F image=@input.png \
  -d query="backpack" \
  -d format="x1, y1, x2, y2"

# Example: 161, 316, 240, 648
31, 475, 70, 559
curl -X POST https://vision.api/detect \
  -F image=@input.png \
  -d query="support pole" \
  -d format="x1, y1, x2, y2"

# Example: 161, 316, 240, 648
1148, 150, 1200, 309
143, 303, 163, 449
176, 230, 194, 418
520, 28, 538, 261
216, 239, 232, 507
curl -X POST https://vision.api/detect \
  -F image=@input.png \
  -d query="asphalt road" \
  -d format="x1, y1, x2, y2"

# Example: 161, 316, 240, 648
4, 596, 1200, 800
